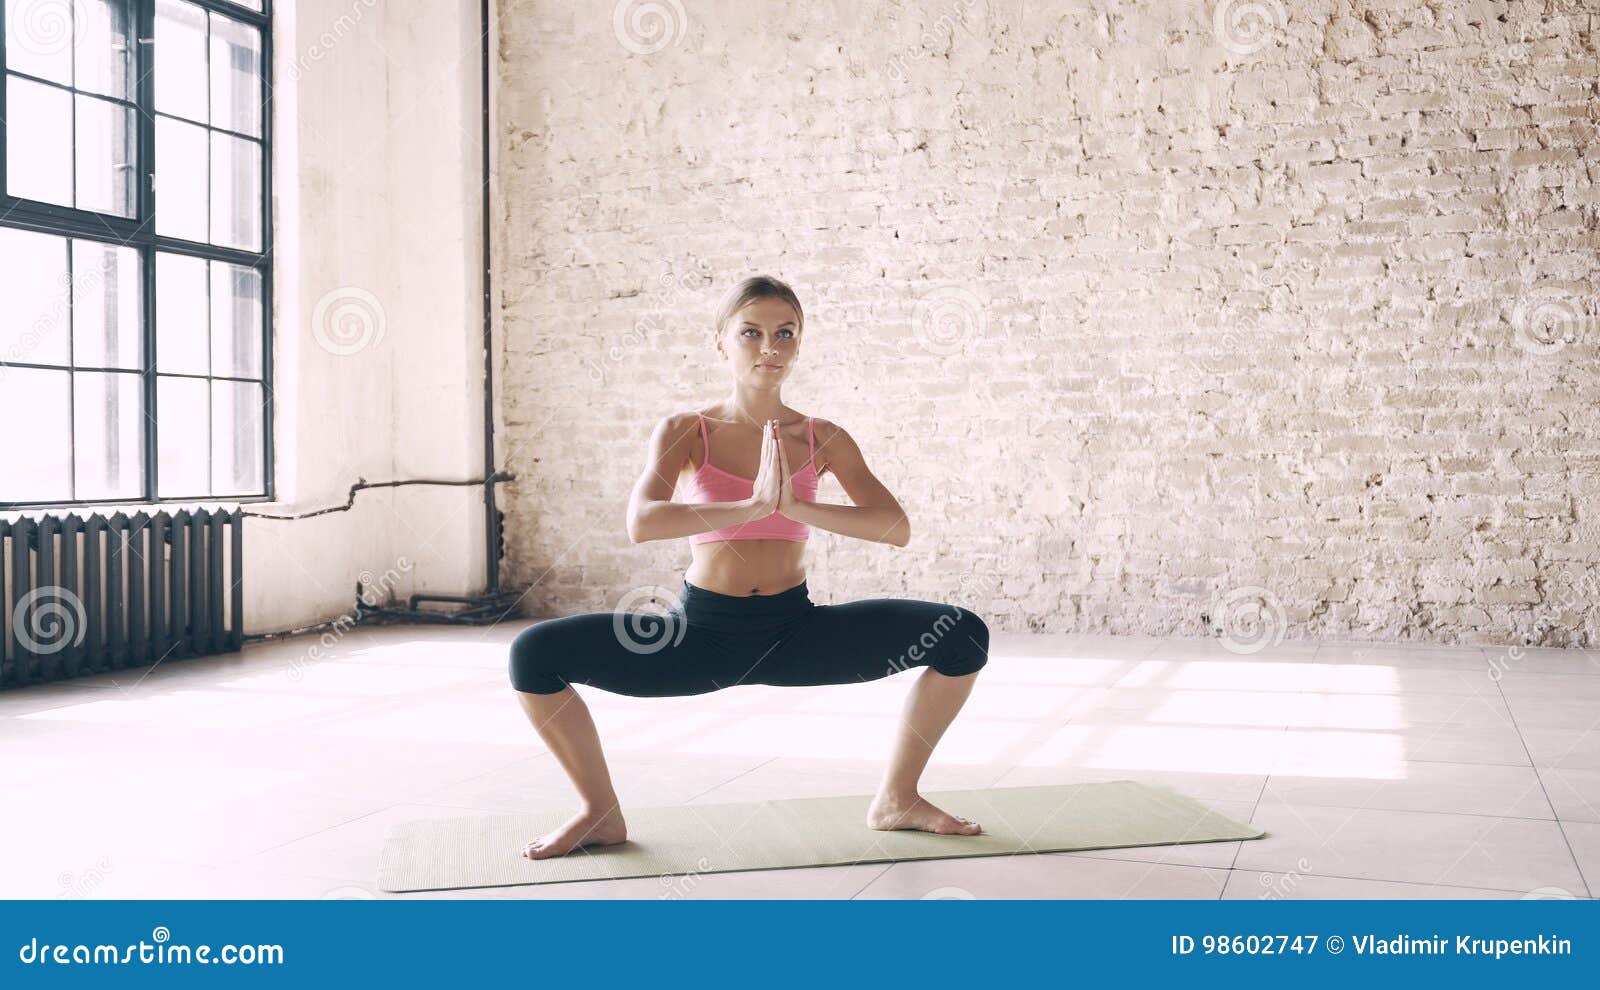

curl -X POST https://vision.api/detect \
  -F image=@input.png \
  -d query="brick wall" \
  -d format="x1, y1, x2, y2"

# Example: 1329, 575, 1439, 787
495, 0, 1599, 647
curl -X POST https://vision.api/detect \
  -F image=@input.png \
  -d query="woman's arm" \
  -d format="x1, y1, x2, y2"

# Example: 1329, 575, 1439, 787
780, 420, 910, 548
626, 413, 768, 543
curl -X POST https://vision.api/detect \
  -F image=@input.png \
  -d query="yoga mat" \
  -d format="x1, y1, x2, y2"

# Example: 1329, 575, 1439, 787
377, 780, 1266, 892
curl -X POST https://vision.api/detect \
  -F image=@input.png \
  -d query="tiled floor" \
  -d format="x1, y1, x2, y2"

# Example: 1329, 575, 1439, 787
3, 625, 1597, 900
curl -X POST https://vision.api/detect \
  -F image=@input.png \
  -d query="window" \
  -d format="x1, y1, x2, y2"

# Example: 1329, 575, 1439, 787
0, 0, 270, 508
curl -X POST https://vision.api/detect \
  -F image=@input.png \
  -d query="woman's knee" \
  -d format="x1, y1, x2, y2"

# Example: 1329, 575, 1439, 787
509, 621, 569, 695
935, 607, 989, 677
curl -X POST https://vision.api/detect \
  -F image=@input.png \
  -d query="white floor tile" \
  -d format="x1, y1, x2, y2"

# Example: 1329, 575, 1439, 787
1262, 761, 1554, 819
7, 625, 1590, 899
1234, 803, 1585, 894
852, 854, 1228, 899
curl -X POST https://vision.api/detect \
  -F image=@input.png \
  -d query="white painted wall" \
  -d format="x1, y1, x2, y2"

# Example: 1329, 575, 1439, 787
4, 0, 493, 638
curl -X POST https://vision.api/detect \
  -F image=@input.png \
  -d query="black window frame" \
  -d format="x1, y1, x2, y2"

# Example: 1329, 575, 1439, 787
0, 0, 273, 511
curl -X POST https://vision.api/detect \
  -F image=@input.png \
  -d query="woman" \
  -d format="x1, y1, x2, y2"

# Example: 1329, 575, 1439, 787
509, 275, 991, 860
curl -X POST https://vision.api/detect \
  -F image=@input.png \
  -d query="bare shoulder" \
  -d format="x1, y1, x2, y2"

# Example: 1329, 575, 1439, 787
644, 410, 707, 462
808, 416, 856, 476
658, 409, 705, 438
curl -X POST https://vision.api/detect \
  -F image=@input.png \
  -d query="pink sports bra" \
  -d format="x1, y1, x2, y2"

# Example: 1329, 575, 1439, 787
681, 412, 819, 544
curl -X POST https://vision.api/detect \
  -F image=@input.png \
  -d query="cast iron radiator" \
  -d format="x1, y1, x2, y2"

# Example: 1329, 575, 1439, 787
0, 509, 243, 690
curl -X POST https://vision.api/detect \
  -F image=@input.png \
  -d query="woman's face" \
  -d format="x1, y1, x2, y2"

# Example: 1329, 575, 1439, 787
717, 297, 801, 385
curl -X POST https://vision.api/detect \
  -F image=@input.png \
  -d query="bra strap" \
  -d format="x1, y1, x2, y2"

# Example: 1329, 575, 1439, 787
806, 417, 816, 470
696, 412, 712, 470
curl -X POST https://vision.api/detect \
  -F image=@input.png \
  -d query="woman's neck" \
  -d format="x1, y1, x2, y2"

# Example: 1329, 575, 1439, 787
721, 386, 791, 426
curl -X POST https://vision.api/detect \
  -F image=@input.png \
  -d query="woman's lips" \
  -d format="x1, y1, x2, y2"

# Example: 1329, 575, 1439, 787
756, 364, 783, 371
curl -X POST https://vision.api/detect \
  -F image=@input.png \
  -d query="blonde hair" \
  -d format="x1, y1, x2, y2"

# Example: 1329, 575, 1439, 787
712, 275, 804, 340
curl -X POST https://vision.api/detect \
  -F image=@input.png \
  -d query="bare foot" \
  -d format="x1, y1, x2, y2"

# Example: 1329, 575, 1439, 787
521, 805, 628, 859
866, 792, 983, 835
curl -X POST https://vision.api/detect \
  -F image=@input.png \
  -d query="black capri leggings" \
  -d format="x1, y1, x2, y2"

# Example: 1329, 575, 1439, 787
510, 579, 989, 697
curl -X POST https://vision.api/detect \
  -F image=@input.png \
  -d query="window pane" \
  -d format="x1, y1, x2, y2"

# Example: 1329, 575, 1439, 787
0, 367, 72, 503
154, 0, 208, 123
155, 252, 208, 374
74, 93, 136, 216
210, 262, 262, 378
155, 115, 208, 241
156, 374, 207, 496
71, 240, 142, 370
210, 132, 261, 250
211, 379, 262, 495
5, 75, 72, 206
73, 370, 142, 500
0, 227, 71, 366
209, 14, 260, 137
4, 0, 73, 85
75, 0, 135, 100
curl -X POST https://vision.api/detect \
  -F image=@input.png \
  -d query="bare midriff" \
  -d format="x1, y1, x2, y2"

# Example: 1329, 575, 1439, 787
685, 540, 807, 596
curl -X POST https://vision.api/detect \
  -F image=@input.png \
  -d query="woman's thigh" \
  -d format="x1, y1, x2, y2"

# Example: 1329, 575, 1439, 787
745, 598, 990, 688
509, 608, 734, 697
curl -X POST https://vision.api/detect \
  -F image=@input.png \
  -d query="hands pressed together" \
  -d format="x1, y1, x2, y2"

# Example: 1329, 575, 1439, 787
744, 419, 800, 521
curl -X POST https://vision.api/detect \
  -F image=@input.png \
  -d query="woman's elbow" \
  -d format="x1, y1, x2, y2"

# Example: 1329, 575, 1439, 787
889, 512, 911, 548
626, 504, 650, 544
